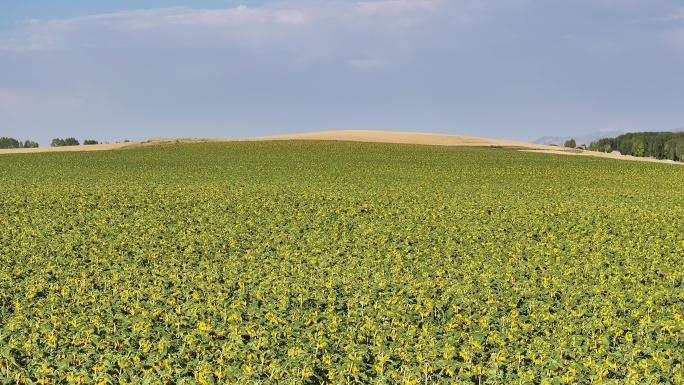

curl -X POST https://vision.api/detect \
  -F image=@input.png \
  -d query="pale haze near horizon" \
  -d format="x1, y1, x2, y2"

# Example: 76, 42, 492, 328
1, 0, 683, 147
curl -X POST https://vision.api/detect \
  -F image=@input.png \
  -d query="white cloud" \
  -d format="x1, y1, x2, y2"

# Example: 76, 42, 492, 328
0, 1, 484, 77
0, 2, 447, 52
0, 6, 302, 51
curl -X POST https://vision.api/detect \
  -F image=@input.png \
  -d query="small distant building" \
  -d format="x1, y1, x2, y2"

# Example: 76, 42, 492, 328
575, 144, 586, 150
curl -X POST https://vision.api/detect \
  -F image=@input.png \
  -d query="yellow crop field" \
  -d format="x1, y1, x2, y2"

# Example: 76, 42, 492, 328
1, 141, 683, 384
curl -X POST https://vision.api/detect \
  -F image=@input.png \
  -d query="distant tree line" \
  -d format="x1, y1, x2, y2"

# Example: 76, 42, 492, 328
1, 137, 104, 148
51, 138, 80, 147
0, 137, 39, 149
50, 138, 101, 147
589, 132, 684, 161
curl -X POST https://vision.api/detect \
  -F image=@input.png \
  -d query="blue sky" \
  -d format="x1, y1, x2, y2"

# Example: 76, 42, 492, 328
1, 0, 683, 146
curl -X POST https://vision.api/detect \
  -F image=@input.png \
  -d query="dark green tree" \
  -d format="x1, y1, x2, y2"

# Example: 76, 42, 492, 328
677, 140, 684, 162
0, 137, 21, 149
632, 140, 645, 157
664, 140, 675, 160
564, 138, 576, 148
51, 138, 66, 147
590, 131, 684, 159
51, 138, 80, 147
83, 139, 99, 145
64, 137, 80, 146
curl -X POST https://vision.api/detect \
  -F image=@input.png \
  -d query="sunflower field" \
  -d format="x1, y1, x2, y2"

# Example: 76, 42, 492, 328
1, 141, 683, 384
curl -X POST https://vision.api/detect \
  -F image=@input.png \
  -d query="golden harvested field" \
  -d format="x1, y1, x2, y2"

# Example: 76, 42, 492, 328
246, 130, 552, 149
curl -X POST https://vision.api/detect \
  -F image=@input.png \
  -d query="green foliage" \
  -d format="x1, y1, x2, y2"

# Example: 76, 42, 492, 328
591, 132, 684, 160
51, 138, 80, 147
563, 138, 576, 148
83, 140, 99, 145
1, 141, 684, 384
0, 137, 39, 149
632, 140, 645, 157
0, 137, 21, 149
